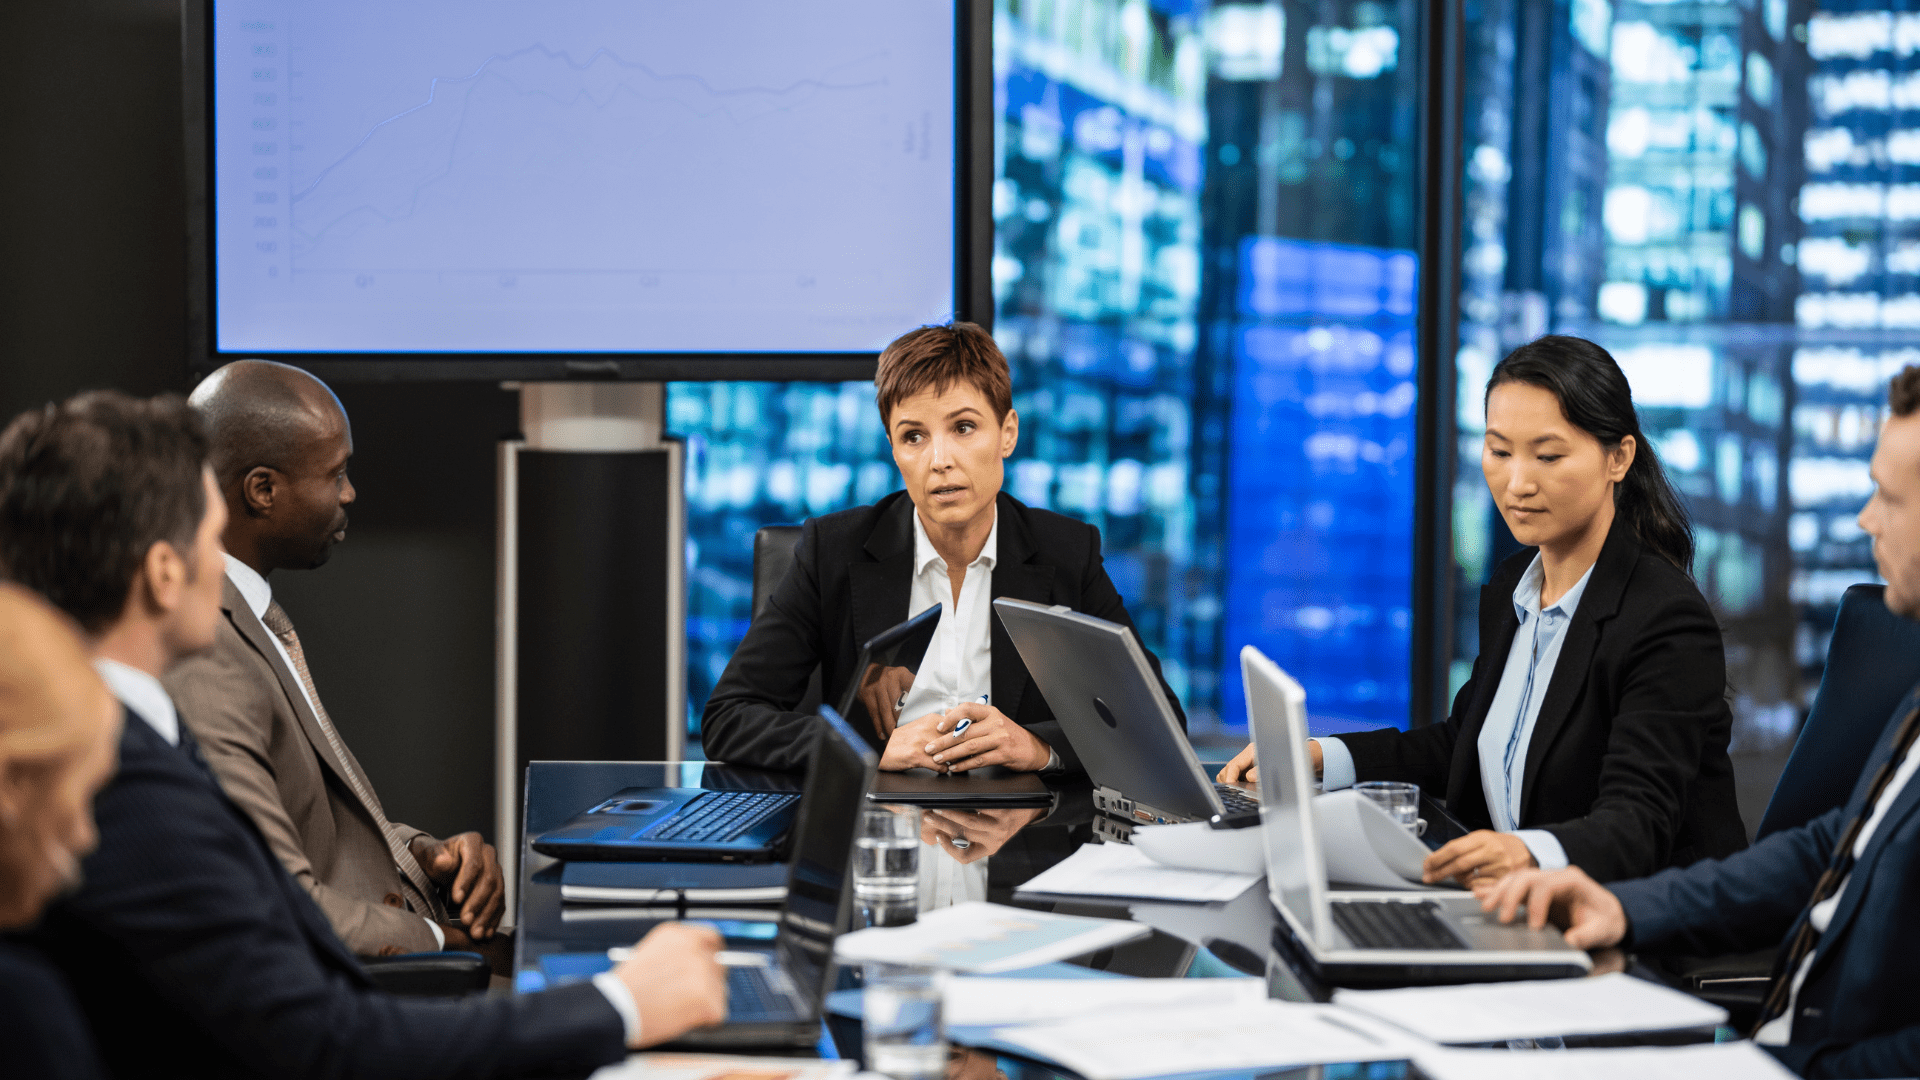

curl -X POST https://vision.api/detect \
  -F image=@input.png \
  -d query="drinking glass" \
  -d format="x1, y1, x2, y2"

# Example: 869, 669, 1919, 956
1354, 781, 1425, 836
855, 803, 921, 901
863, 962, 947, 1080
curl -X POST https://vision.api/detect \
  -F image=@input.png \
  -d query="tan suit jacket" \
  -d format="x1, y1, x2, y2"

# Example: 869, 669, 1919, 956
164, 576, 446, 955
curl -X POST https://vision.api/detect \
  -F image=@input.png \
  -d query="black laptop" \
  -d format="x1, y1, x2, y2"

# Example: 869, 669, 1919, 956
673, 706, 878, 1048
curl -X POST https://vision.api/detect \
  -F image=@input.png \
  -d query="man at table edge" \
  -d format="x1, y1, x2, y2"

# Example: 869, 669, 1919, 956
701, 320, 1185, 775
1483, 364, 1920, 1079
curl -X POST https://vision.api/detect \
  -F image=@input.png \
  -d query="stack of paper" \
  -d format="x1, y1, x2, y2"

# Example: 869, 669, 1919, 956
944, 976, 1266, 1027
832, 901, 1149, 973
984, 1000, 1426, 1080
589, 1053, 855, 1080
1333, 972, 1728, 1044
1014, 843, 1262, 903
1413, 1043, 1794, 1080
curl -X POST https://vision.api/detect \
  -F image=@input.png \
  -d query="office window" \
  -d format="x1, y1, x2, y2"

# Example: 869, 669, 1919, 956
1452, 0, 1915, 756
675, 0, 1428, 745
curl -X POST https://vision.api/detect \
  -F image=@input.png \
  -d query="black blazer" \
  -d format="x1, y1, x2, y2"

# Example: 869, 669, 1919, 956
9, 710, 627, 1080
0, 939, 106, 1080
1336, 523, 1747, 882
702, 490, 1185, 772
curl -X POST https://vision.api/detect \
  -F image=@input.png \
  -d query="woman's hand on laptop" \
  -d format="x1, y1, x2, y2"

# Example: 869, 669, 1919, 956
1422, 829, 1536, 886
879, 713, 946, 771
928, 704, 1052, 772
1476, 866, 1628, 950
613, 922, 728, 1048
857, 665, 917, 739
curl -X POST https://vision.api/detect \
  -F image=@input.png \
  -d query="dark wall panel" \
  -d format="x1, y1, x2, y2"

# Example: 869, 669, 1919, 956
0, 0, 515, 843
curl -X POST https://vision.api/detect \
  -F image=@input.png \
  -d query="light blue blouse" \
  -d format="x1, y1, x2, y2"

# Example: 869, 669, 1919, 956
1318, 553, 1594, 869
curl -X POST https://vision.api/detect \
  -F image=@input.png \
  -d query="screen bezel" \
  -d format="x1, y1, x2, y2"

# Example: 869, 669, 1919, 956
180, 0, 993, 382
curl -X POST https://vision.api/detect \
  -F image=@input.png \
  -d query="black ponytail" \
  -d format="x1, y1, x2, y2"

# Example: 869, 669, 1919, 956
1486, 335, 1695, 573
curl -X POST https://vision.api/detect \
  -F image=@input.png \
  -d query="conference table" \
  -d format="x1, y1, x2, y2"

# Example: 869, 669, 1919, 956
512, 760, 1658, 1079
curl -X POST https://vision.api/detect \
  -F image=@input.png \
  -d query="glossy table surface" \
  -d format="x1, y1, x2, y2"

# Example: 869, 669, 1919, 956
511, 760, 1660, 1079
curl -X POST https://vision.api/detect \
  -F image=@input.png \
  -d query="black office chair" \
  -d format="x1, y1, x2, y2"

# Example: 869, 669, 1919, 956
1758, 583, 1920, 839
1675, 584, 1920, 1026
361, 951, 491, 996
751, 525, 823, 713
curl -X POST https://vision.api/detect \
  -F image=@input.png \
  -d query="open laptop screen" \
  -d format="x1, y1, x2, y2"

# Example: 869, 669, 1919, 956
833, 604, 940, 741
775, 706, 878, 1001
1242, 646, 1332, 950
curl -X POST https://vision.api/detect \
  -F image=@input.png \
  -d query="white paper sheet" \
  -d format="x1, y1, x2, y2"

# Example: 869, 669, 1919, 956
1316, 789, 1437, 888
589, 1053, 856, 1080
1413, 1042, 1795, 1080
1333, 972, 1728, 1044
944, 976, 1266, 1027
1014, 843, 1262, 902
832, 901, 1149, 973
987, 1001, 1425, 1080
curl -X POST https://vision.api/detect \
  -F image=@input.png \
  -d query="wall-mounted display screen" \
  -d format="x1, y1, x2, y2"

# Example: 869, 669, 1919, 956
202, 1, 958, 359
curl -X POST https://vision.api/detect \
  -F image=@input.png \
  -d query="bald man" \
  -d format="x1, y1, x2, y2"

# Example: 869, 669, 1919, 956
0, 584, 120, 1080
164, 360, 506, 962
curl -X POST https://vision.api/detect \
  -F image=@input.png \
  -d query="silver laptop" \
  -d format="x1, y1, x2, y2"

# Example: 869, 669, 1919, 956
1242, 645, 1590, 986
993, 598, 1256, 824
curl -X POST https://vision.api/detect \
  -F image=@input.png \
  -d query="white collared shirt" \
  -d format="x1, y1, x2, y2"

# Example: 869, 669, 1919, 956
95, 657, 179, 745
224, 554, 324, 723
897, 510, 998, 726
1756, 736, 1920, 1045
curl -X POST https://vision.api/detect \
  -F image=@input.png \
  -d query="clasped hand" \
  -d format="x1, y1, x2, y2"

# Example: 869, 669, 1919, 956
879, 702, 1052, 773
921, 806, 1046, 864
410, 831, 505, 938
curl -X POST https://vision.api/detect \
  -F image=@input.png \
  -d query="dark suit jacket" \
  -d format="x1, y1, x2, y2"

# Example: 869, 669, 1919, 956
14, 709, 626, 1080
1615, 687, 1920, 1078
0, 939, 106, 1080
1335, 523, 1746, 881
702, 491, 1184, 772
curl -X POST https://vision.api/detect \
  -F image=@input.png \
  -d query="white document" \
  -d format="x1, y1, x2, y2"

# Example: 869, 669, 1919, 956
589, 1052, 856, 1080
833, 901, 1149, 973
1413, 1042, 1795, 1080
944, 976, 1266, 1027
1334, 972, 1728, 1044
1316, 789, 1439, 888
1015, 843, 1262, 903
989, 1000, 1426, 1080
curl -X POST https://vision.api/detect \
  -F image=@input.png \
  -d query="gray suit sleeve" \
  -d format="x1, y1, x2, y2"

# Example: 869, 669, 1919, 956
165, 626, 442, 956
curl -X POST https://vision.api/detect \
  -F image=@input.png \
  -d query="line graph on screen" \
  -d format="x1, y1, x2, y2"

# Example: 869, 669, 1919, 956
287, 43, 898, 272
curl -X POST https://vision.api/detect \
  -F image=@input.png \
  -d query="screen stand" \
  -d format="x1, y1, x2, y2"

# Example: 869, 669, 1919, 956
496, 382, 685, 900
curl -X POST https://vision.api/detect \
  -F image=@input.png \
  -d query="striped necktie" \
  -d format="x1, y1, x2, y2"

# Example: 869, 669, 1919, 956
1752, 701, 1920, 1035
260, 600, 443, 922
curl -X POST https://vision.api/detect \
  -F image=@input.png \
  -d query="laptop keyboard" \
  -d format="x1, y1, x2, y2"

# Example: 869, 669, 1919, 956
1214, 784, 1259, 815
726, 962, 799, 1021
642, 791, 800, 843
1330, 900, 1468, 951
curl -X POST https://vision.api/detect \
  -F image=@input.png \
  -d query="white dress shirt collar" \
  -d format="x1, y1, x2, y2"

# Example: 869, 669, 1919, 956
94, 656, 179, 746
224, 553, 274, 620
912, 507, 998, 578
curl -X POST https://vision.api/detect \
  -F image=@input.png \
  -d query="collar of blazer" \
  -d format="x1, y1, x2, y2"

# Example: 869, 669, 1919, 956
1808, 699, 1920, 973
1463, 519, 1645, 823
218, 576, 376, 812
849, 491, 1055, 724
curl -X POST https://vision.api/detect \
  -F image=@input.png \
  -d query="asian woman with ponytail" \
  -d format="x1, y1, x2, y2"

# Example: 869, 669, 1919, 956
1219, 335, 1748, 885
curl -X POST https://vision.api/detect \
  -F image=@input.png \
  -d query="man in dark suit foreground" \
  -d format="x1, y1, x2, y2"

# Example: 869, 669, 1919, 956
1483, 365, 1920, 1078
0, 391, 726, 1078
0, 583, 121, 1080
